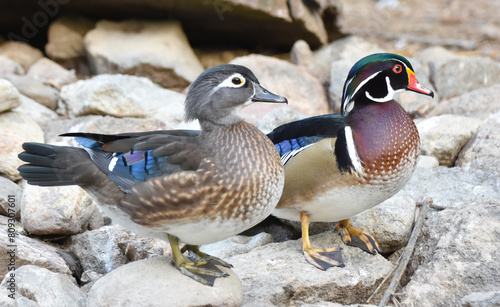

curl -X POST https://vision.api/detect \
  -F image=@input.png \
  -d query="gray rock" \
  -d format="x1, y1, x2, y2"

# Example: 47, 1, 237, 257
27, 58, 77, 86
456, 114, 500, 175
46, 15, 95, 61
13, 94, 59, 128
43, 115, 170, 145
0, 287, 39, 306
120, 236, 171, 262
0, 177, 22, 219
21, 184, 96, 235
230, 54, 328, 124
256, 105, 307, 134
434, 56, 500, 99
67, 224, 133, 274
321, 36, 385, 86
416, 155, 440, 169
0, 265, 86, 307
0, 79, 22, 113
0, 111, 44, 181
289, 1, 328, 45
0, 41, 43, 70
417, 114, 484, 166
0, 217, 73, 281
0, 56, 24, 75
412, 46, 458, 82
290, 40, 314, 67
461, 291, 500, 307
87, 256, 242, 306
429, 84, 500, 119
59, 74, 186, 125
370, 166, 500, 306
351, 193, 416, 253
84, 20, 204, 88
201, 233, 274, 260
194, 48, 249, 69
400, 199, 500, 306
0, 74, 59, 110
227, 232, 393, 305
399, 166, 499, 209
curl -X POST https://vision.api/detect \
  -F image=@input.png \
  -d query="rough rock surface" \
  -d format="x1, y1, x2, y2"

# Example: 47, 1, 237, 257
433, 56, 500, 99
0, 177, 22, 218
0, 56, 24, 75
385, 166, 500, 306
0, 79, 22, 113
417, 114, 484, 166
13, 94, 59, 128
227, 232, 394, 305
0, 265, 86, 306
67, 224, 133, 274
230, 54, 328, 123
0, 41, 43, 70
456, 113, 500, 175
84, 20, 204, 88
21, 184, 96, 235
60, 74, 187, 125
27, 58, 77, 86
461, 291, 500, 307
0, 111, 44, 181
0, 217, 73, 281
86, 257, 242, 307
429, 84, 500, 119
45, 15, 96, 61
201, 232, 274, 260
0, 74, 59, 110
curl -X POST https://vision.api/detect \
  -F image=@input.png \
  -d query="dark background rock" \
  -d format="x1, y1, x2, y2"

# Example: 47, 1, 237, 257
0, 0, 339, 52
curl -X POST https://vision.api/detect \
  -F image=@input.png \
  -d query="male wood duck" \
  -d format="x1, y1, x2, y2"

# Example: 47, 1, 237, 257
18, 64, 287, 286
267, 53, 434, 270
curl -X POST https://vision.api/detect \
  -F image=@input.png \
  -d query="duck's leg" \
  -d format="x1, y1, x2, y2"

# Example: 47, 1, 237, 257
168, 235, 229, 286
181, 244, 233, 268
300, 212, 344, 270
335, 219, 381, 254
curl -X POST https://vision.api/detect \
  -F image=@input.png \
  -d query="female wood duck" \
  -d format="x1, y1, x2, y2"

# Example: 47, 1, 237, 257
268, 53, 434, 270
18, 64, 287, 286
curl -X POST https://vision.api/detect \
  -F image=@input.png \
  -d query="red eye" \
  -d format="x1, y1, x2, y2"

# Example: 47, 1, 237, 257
392, 64, 402, 74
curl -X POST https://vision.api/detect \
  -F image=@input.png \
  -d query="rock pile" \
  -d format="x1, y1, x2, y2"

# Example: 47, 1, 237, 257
0, 3, 500, 306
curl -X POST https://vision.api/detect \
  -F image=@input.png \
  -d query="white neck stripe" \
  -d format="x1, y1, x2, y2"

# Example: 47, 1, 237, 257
344, 126, 364, 176
343, 71, 381, 113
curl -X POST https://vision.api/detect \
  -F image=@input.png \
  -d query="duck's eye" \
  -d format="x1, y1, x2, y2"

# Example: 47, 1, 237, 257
232, 77, 243, 85
392, 64, 403, 74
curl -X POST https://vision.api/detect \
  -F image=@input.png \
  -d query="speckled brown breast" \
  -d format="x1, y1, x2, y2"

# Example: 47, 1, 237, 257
350, 99, 420, 187
120, 121, 285, 228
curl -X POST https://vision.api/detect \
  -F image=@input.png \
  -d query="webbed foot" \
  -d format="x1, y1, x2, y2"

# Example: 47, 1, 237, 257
300, 212, 345, 270
335, 219, 382, 254
169, 235, 230, 286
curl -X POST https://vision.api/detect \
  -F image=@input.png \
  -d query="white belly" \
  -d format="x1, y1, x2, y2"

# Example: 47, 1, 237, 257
272, 179, 407, 223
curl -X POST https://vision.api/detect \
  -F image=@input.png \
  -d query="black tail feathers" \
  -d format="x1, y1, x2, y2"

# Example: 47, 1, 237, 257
18, 142, 96, 187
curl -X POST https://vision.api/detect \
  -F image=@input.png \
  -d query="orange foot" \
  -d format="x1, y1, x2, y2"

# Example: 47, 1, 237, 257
335, 219, 381, 254
301, 212, 345, 270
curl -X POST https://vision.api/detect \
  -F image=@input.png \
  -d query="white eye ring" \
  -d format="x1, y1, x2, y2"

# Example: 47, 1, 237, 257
218, 73, 246, 88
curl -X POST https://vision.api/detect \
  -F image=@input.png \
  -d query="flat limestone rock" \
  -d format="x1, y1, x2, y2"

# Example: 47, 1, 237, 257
87, 256, 242, 307
227, 232, 393, 305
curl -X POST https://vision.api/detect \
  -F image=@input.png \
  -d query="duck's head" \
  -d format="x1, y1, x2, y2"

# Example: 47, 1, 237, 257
341, 53, 434, 115
185, 64, 287, 126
